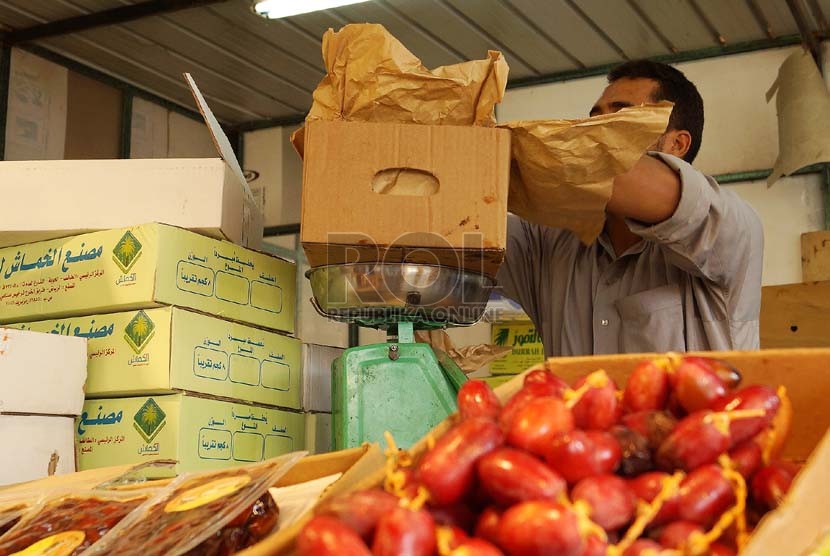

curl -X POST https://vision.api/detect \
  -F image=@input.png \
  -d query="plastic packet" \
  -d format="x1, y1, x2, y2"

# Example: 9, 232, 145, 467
0, 489, 153, 556
85, 452, 306, 556
0, 490, 42, 539
94, 460, 177, 491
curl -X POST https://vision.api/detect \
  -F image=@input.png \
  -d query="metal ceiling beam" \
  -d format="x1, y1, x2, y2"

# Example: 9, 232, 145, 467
786, 0, 821, 59
2, 0, 228, 44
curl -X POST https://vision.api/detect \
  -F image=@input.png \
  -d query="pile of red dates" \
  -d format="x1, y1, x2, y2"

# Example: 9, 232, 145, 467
298, 355, 797, 556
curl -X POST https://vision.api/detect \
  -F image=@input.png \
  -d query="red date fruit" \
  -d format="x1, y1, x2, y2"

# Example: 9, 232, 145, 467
474, 507, 502, 545
751, 461, 798, 511
621, 411, 677, 450
682, 356, 742, 388
709, 542, 737, 556
452, 538, 505, 556
523, 369, 569, 396
430, 503, 478, 532
656, 411, 730, 471
372, 506, 435, 556
711, 385, 781, 446
609, 426, 653, 477
658, 520, 704, 549
477, 448, 566, 506
571, 375, 621, 431
672, 358, 728, 412
316, 489, 399, 540
418, 417, 504, 506
501, 383, 566, 431
458, 380, 502, 421
498, 501, 583, 556
627, 472, 680, 526
442, 525, 468, 550
507, 397, 574, 457
623, 539, 663, 556
547, 430, 621, 484
677, 465, 736, 526
580, 535, 609, 556
571, 475, 636, 532
623, 360, 670, 412
728, 441, 763, 480
297, 516, 371, 556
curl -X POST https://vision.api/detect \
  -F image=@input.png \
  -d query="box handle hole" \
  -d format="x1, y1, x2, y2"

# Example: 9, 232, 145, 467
372, 168, 439, 196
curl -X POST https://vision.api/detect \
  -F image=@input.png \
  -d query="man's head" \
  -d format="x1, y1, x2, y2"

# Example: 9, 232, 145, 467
590, 60, 704, 163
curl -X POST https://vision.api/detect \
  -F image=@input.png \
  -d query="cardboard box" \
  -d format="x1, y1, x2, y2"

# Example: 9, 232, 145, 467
0, 76, 263, 250
11, 308, 301, 407
489, 320, 544, 375
76, 394, 306, 473
0, 223, 296, 334
0, 415, 75, 485
302, 344, 343, 412
801, 230, 830, 282
0, 328, 86, 415
761, 281, 830, 348
304, 412, 332, 455
300, 120, 510, 277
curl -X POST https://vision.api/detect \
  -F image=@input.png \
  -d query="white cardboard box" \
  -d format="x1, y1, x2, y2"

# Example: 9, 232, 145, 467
302, 344, 344, 413
0, 415, 75, 485
0, 328, 86, 416
0, 75, 263, 250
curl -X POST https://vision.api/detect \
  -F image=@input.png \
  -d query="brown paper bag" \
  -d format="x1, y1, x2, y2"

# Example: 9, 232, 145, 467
766, 48, 830, 187
308, 23, 507, 126
501, 102, 673, 244
415, 330, 511, 374
291, 23, 509, 156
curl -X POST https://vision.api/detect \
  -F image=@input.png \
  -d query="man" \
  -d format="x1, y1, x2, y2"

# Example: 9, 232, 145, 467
497, 60, 763, 357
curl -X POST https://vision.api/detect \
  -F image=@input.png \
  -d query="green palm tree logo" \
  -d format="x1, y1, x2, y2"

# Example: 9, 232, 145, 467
134, 398, 166, 442
124, 310, 155, 354
493, 327, 510, 347
113, 230, 143, 273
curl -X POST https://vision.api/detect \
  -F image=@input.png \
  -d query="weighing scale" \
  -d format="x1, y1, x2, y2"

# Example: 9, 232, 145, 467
307, 262, 496, 450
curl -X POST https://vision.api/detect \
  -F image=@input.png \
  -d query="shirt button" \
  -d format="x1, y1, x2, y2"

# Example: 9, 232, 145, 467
600, 319, 609, 326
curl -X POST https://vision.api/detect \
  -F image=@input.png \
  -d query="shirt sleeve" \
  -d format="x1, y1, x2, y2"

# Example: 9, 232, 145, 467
625, 152, 764, 288
496, 214, 544, 325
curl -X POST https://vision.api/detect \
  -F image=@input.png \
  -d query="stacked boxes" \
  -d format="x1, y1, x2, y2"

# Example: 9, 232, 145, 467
301, 344, 345, 454
1, 224, 301, 473
0, 328, 87, 485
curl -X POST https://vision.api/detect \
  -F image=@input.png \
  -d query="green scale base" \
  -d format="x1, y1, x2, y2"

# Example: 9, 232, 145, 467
332, 325, 467, 450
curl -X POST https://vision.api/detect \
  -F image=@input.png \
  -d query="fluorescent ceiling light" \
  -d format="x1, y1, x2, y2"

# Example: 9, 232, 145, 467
254, 0, 371, 19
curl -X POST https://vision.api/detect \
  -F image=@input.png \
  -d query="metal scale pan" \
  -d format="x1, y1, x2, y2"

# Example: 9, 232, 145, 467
306, 262, 496, 329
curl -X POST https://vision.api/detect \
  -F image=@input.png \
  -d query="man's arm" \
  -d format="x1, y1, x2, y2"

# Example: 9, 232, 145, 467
615, 152, 764, 286
496, 215, 544, 325
606, 154, 682, 223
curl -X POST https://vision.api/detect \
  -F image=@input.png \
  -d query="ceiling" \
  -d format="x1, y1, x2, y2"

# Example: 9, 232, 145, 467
0, 0, 823, 127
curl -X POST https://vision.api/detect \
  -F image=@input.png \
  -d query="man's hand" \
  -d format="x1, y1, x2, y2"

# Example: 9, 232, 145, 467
606, 155, 682, 224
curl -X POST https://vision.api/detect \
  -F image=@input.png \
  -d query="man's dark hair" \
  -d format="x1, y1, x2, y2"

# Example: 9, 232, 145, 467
608, 60, 704, 163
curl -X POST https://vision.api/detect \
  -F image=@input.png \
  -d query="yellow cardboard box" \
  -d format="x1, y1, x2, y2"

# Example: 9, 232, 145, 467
0, 223, 296, 334
76, 394, 306, 473
489, 321, 544, 375
11, 307, 301, 408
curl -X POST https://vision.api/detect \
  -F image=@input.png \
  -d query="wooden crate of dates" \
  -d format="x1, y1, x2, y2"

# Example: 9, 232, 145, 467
273, 348, 830, 556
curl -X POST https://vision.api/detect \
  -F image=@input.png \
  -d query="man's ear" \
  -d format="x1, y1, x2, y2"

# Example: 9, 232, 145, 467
662, 129, 693, 159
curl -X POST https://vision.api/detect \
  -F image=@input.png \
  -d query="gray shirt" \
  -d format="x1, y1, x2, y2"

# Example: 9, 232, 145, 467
496, 153, 764, 357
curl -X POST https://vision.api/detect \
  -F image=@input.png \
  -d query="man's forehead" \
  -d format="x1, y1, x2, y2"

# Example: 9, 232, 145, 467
591, 78, 660, 114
